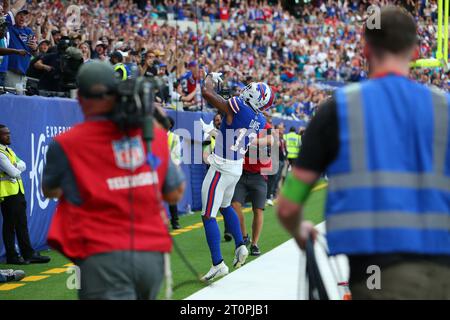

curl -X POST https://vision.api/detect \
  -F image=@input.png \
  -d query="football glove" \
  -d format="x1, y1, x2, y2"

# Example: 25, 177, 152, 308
206, 72, 224, 85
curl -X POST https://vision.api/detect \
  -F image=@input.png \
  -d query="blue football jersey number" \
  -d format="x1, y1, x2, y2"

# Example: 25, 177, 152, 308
214, 96, 266, 161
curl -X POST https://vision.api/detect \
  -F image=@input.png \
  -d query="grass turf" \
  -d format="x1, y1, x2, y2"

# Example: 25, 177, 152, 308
0, 185, 326, 300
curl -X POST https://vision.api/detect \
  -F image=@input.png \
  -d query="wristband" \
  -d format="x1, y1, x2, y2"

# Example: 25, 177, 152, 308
281, 173, 313, 205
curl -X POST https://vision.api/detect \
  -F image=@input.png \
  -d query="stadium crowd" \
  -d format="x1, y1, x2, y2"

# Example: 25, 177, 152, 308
0, 0, 449, 121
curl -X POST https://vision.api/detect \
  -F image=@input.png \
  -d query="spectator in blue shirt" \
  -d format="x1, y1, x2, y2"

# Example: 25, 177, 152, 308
4, 8, 37, 89
0, 13, 10, 87
0, 16, 26, 87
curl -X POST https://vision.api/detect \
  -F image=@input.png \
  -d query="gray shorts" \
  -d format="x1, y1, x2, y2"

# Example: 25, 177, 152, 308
75, 251, 164, 300
232, 171, 268, 210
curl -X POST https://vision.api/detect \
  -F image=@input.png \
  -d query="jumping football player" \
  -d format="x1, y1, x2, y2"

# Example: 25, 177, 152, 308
200, 73, 274, 281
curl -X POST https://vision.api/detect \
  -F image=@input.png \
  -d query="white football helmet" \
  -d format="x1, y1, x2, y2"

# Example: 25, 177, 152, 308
239, 82, 274, 113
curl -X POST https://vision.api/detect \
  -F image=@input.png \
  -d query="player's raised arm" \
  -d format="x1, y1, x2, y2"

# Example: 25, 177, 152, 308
11, 0, 26, 15
201, 73, 232, 118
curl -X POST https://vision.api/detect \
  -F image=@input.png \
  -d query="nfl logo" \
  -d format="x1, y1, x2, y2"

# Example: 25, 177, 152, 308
112, 136, 146, 170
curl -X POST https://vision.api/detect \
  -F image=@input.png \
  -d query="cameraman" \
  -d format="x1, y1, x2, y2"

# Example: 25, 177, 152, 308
140, 50, 159, 78
35, 36, 83, 93
42, 62, 185, 300
34, 36, 70, 92
26, 40, 50, 84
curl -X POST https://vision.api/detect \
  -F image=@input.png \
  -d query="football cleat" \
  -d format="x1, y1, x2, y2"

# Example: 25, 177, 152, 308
201, 261, 229, 282
250, 244, 261, 256
233, 245, 249, 268
0, 269, 25, 282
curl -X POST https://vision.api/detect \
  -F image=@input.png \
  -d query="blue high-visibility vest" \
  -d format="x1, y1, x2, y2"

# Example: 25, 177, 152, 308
326, 75, 450, 256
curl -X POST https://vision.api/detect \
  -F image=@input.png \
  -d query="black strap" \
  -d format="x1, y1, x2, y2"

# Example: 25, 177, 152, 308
305, 237, 329, 300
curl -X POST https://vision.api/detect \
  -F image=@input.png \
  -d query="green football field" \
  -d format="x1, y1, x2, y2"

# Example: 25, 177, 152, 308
0, 184, 326, 300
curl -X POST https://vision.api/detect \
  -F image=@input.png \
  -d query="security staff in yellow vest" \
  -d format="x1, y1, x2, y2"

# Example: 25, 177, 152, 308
202, 113, 222, 165
0, 125, 50, 265
284, 127, 301, 167
110, 51, 128, 81
168, 117, 182, 230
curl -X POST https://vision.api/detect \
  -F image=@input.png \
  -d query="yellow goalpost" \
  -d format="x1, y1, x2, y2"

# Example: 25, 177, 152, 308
411, 0, 449, 70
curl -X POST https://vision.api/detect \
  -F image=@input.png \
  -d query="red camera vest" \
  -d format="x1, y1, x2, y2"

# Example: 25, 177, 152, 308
47, 120, 172, 260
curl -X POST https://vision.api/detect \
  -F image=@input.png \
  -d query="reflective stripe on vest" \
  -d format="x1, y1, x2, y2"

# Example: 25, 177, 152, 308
168, 131, 182, 165
328, 85, 450, 194
114, 64, 128, 81
210, 136, 216, 153
327, 212, 450, 232
0, 146, 24, 197
327, 81, 450, 255
168, 131, 174, 151
285, 132, 300, 159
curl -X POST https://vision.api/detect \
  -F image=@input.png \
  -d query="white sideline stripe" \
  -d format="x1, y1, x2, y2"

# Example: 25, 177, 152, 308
186, 222, 349, 300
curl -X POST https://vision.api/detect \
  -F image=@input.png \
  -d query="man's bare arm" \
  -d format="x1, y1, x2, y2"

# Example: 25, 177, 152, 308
34, 59, 53, 72
11, 0, 25, 15
2, 0, 9, 13
0, 48, 26, 56
182, 89, 197, 103
163, 182, 186, 205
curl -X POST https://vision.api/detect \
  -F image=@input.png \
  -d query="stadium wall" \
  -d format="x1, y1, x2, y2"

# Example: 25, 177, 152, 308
0, 95, 305, 260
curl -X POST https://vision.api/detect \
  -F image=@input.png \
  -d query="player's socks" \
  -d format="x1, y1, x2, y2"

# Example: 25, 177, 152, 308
202, 217, 223, 266
220, 206, 244, 248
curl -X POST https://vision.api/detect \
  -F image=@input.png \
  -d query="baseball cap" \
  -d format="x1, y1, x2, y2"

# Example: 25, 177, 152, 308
38, 39, 50, 46
118, 50, 128, 58
95, 40, 107, 48
110, 51, 123, 62
113, 41, 124, 50
77, 61, 118, 98
187, 61, 197, 68
17, 8, 29, 15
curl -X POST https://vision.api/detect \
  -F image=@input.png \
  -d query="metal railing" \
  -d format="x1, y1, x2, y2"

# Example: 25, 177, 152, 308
0, 86, 77, 99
